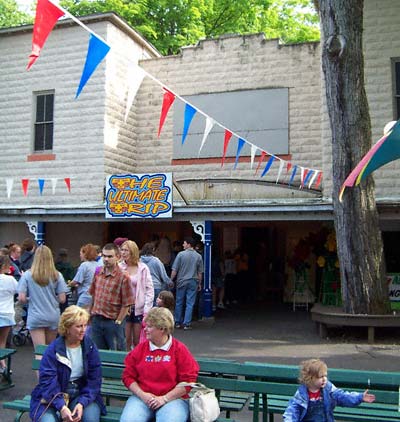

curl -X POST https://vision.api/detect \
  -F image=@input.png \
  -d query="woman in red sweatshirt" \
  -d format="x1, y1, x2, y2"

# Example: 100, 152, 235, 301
121, 306, 199, 422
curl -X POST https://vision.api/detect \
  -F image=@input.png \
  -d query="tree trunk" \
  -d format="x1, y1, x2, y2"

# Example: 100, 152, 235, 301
317, 0, 390, 314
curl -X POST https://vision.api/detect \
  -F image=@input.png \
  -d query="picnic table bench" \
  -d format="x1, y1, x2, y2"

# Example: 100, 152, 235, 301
0, 347, 16, 391
243, 361, 400, 422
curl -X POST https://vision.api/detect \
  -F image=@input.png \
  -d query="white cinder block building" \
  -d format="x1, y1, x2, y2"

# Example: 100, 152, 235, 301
0, 1, 399, 307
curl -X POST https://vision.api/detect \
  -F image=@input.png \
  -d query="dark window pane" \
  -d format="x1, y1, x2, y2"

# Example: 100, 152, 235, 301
397, 97, 400, 120
34, 125, 44, 150
396, 62, 400, 95
36, 95, 45, 122
45, 123, 53, 150
45, 94, 54, 121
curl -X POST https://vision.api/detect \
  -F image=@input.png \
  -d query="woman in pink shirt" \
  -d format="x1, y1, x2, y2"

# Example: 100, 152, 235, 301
120, 240, 154, 350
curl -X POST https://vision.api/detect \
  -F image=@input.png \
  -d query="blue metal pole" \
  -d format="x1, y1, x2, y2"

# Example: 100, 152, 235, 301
36, 221, 46, 245
202, 220, 213, 318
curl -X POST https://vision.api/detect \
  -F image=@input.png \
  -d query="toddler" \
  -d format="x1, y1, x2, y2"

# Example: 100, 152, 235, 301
283, 358, 375, 422
156, 290, 175, 312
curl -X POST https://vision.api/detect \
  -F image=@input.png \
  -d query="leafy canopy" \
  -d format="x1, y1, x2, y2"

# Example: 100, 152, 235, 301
1, 0, 319, 54
0, 0, 33, 27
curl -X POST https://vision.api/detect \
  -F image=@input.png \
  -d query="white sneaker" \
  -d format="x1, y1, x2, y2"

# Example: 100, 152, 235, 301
217, 303, 226, 309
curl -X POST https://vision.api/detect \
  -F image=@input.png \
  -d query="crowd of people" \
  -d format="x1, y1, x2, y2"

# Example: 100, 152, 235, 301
0, 236, 378, 422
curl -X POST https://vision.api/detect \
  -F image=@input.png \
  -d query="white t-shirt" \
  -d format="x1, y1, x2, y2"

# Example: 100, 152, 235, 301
67, 345, 84, 380
0, 274, 18, 317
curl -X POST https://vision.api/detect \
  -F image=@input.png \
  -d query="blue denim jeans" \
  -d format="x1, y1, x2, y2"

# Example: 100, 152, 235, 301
174, 279, 198, 326
90, 315, 124, 350
120, 395, 189, 422
39, 398, 101, 422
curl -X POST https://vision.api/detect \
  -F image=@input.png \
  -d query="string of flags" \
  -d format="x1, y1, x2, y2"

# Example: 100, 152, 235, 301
27, 0, 323, 191
4, 177, 71, 198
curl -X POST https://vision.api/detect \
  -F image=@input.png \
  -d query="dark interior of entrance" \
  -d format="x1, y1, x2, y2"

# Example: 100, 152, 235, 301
241, 227, 286, 303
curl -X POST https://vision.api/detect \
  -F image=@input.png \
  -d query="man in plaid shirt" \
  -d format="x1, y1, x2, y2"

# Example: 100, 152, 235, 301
89, 243, 134, 350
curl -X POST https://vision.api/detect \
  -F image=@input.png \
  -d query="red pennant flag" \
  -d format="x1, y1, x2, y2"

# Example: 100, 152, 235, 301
27, 0, 65, 70
21, 179, 29, 196
158, 89, 176, 137
254, 151, 267, 175
315, 172, 323, 188
301, 169, 309, 187
286, 162, 292, 173
221, 130, 233, 167
64, 178, 71, 192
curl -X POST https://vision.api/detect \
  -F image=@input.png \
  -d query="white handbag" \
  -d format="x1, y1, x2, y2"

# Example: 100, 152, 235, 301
178, 382, 221, 422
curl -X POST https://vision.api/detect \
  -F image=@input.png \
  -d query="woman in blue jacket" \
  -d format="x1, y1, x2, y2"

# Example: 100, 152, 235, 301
30, 306, 106, 422
283, 359, 375, 422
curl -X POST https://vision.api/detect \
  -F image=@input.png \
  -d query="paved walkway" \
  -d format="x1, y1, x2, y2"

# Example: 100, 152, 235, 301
1, 303, 400, 421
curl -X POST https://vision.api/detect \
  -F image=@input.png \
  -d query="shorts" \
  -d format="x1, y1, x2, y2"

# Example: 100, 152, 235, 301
211, 277, 225, 289
77, 292, 92, 307
126, 311, 143, 324
0, 315, 15, 327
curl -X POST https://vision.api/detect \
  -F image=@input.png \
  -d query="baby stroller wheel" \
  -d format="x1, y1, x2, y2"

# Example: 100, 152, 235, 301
13, 333, 26, 346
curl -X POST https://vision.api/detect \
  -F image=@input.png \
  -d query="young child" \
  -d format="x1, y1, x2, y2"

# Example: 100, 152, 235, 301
156, 290, 175, 312
283, 358, 375, 422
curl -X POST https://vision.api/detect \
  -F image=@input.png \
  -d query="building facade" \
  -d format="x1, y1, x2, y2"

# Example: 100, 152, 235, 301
0, 1, 399, 307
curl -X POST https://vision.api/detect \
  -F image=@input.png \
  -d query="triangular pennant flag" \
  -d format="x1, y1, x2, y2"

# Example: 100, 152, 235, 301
308, 171, 318, 189
51, 178, 58, 194
27, 0, 65, 70
182, 104, 197, 145
76, 33, 111, 98
6, 178, 13, 199
286, 162, 292, 173
38, 179, 45, 195
250, 145, 257, 169
234, 138, 246, 169
198, 117, 214, 156
303, 170, 313, 187
289, 165, 298, 186
158, 89, 176, 137
315, 172, 323, 188
22, 179, 29, 196
64, 178, 71, 193
261, 155, 275, 177
255, 151, 266, 175
299, 167, 306, 189
221, 130, 233, 167
124, 65, 146, 122
276, 159, 285, 184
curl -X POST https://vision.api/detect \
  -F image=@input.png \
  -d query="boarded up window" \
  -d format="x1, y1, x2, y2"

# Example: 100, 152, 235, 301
173, 88, 289, 159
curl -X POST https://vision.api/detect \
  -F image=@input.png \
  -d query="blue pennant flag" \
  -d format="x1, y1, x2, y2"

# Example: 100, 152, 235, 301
261, 156, 275, 177
38, 179, 45, 195
182, 104, 197, 144
234, 138, 246, 169
76, 33, 111, 98
303, 170, 313, 186
289, 165, 298, 185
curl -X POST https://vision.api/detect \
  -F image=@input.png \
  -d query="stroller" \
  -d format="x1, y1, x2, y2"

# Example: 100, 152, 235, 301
12, 305, 31, 346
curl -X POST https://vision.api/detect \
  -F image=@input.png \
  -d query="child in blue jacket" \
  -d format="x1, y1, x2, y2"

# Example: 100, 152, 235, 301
283, 358, 375, 422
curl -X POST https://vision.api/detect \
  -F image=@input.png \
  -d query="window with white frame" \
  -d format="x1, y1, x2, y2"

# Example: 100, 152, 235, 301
394, 59, 400, 120
34, 91, 54, 152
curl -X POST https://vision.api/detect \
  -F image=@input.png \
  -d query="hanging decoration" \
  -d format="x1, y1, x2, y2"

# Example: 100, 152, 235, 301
2, 177, 72, 198
339, 120, 400, 201
26, 0, 323, 192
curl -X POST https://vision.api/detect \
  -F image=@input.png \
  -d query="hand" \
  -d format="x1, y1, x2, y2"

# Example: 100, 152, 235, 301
363, 389, 375, 403
147, 395, 165, 410
71, 403, 83, 421
60, 405, 74, 422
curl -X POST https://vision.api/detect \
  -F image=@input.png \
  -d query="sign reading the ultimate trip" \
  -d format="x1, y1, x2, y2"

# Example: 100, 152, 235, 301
106, 173, 172, 218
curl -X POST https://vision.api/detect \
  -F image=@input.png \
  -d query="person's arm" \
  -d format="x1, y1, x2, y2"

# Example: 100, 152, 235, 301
116, 306, 130, 324
58, 292, 66, 304
17, 274, 28, 303
143, 266, 154, 314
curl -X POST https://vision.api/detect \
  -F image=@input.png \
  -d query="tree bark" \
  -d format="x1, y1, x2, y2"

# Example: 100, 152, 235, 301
317, 0, 390, 314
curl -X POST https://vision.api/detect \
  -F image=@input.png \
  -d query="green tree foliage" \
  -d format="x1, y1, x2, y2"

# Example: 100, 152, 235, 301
60, 0, 320, 55
0, 0, 33, 27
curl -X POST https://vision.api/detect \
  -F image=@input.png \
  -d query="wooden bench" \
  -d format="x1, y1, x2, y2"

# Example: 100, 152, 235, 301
243, 361, 400, 422
0, 347, 16, 391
